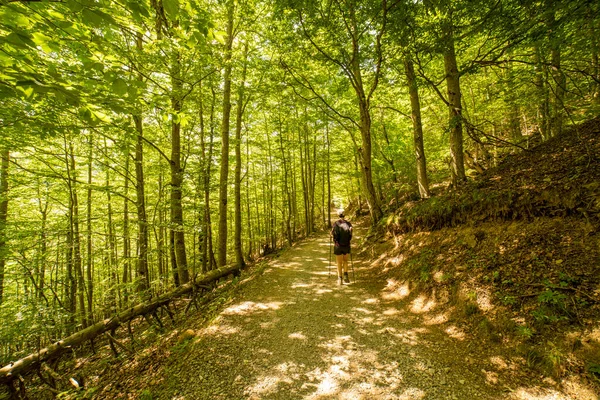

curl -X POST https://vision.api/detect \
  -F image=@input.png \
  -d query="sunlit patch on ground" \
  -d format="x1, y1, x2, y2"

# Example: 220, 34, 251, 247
489, 355, 510, 370
475, 288, 494, 311
382, 279, 411, 300
509, 387, 575, 400
445, 325, 466, 340
352, 307, 375, 315
221, 300, 283, 315
288, 331, 307, 340
382, 307, 400, 316
409, 294, 437, 313
482, 368, 499, 384
423, 312, 449, 325
200, 319, 240, 336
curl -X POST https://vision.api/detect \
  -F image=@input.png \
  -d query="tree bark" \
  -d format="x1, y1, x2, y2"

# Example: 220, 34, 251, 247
0, 150, 9, 304
547, 3, 565, 137
218, 0, 235, 267
134, 34, 150, 293
404, 57, 431, 198
66, 142, 86, 328
234, 42, 248, 270
86, 136, 94, 323
534, 47, 550, 140
134, 115, 149, 292
442, 14, 466, 186
170, 48, 189, 284
123, 153, 131, 302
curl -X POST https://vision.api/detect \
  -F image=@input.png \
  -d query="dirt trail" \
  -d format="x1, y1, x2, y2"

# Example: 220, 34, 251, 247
154, 230, 582, 400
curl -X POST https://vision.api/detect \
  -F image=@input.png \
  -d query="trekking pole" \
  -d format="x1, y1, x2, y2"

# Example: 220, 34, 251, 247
350, 251, 356, 283
328, 235, 332, 277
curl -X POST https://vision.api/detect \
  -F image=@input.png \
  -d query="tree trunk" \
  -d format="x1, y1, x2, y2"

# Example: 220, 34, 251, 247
134, 34, 149, 293
404, 57, 431, 198
206, 88, 217, 271
104, 156, 118, 312
86, 137, 94, 323
170, 49, 189, 284
0, 150, 9, 304
157, 171, 165, 281
134, 115, 149, 292
326, 125, 331, 229
234, 42, 248, 270
442, 15, 466, 186
278, 116, 293, 245
218, 1, 234, 267
534, 47, 550, 140
67, 143, 86, 328
548, 9, 565, 137
123, 153, 131, 303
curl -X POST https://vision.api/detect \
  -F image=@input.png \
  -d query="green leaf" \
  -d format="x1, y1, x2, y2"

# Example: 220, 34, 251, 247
82, 8, 116, 28
128, 0, 150, 19
111, 78, 128, 95
163, 0, 179, 21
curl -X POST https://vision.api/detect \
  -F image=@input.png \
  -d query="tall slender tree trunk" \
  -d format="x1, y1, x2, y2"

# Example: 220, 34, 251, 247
67, 143, 86, 328
534, 47, 550, 140
198, 82, 208, 274
123, 153, 131, 303
278, 116, 293, 245
0, 150, 9, 304
104, 155, 118, 311
134, 34, 149, 292
37, 191, 48, 301
234, 42, 248, 270
86, 137, 94, 323
352, 64, 382, 221
245, 138, 254, 258
206, 88, 217, 270
442, 14, 466, 186
404, 57, 431, 198
170, 49, 189, 284
134, 114, 149, 291
218, 1, 235, 267
326, 125, 331, 229
157, 171, 166, 281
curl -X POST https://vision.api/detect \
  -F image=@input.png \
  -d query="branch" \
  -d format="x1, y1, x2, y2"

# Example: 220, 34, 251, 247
281, 59, 359, 129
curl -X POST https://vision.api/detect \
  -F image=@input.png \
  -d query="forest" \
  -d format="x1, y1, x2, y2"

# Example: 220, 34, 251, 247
0, 0, 599, 397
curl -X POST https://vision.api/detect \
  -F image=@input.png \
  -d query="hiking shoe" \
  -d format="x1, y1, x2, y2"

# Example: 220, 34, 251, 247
343, 272, 350, 283
337, 276, 343, 285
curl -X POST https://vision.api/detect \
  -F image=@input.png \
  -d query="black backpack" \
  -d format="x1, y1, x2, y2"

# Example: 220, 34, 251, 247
335, 221, 352, 246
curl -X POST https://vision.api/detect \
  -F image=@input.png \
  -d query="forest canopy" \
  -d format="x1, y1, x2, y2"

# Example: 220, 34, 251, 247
0, 0, 598, 371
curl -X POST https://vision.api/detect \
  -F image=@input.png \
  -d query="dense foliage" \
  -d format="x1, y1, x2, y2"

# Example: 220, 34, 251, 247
0, 0, 598, 364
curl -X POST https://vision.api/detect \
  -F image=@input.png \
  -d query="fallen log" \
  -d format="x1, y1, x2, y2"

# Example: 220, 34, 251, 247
0, 264, 240, 385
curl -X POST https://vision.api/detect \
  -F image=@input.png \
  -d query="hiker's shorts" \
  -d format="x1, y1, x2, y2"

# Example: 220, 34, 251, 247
334, 244, 350, 255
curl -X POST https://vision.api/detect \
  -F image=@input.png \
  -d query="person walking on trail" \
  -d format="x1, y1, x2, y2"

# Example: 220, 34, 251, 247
331, 209, 352, 285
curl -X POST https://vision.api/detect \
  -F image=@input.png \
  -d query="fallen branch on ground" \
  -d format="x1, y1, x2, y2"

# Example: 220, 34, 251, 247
0, 264, 241, 385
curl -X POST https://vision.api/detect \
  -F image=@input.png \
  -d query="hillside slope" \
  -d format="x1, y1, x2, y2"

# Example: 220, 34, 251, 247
368, 117, 600, 395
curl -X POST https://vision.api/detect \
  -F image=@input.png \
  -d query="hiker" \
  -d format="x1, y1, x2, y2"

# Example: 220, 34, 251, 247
331, 209, 352, 285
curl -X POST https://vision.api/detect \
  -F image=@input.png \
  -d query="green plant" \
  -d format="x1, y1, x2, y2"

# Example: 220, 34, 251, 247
516, 325, 535, 341
543, 342, 565, 378
140, 389, 154, 400
532, 307, 564, 324
588, 364, 600, 382
537, 289, 567, 307
500, 295, 517, 306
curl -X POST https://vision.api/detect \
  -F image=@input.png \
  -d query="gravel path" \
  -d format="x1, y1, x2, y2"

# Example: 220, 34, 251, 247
160, 231, 581, 400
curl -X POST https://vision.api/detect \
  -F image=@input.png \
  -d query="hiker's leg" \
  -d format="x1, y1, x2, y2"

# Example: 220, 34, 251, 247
336, 254, 343, 276
342, 254, 349, 273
